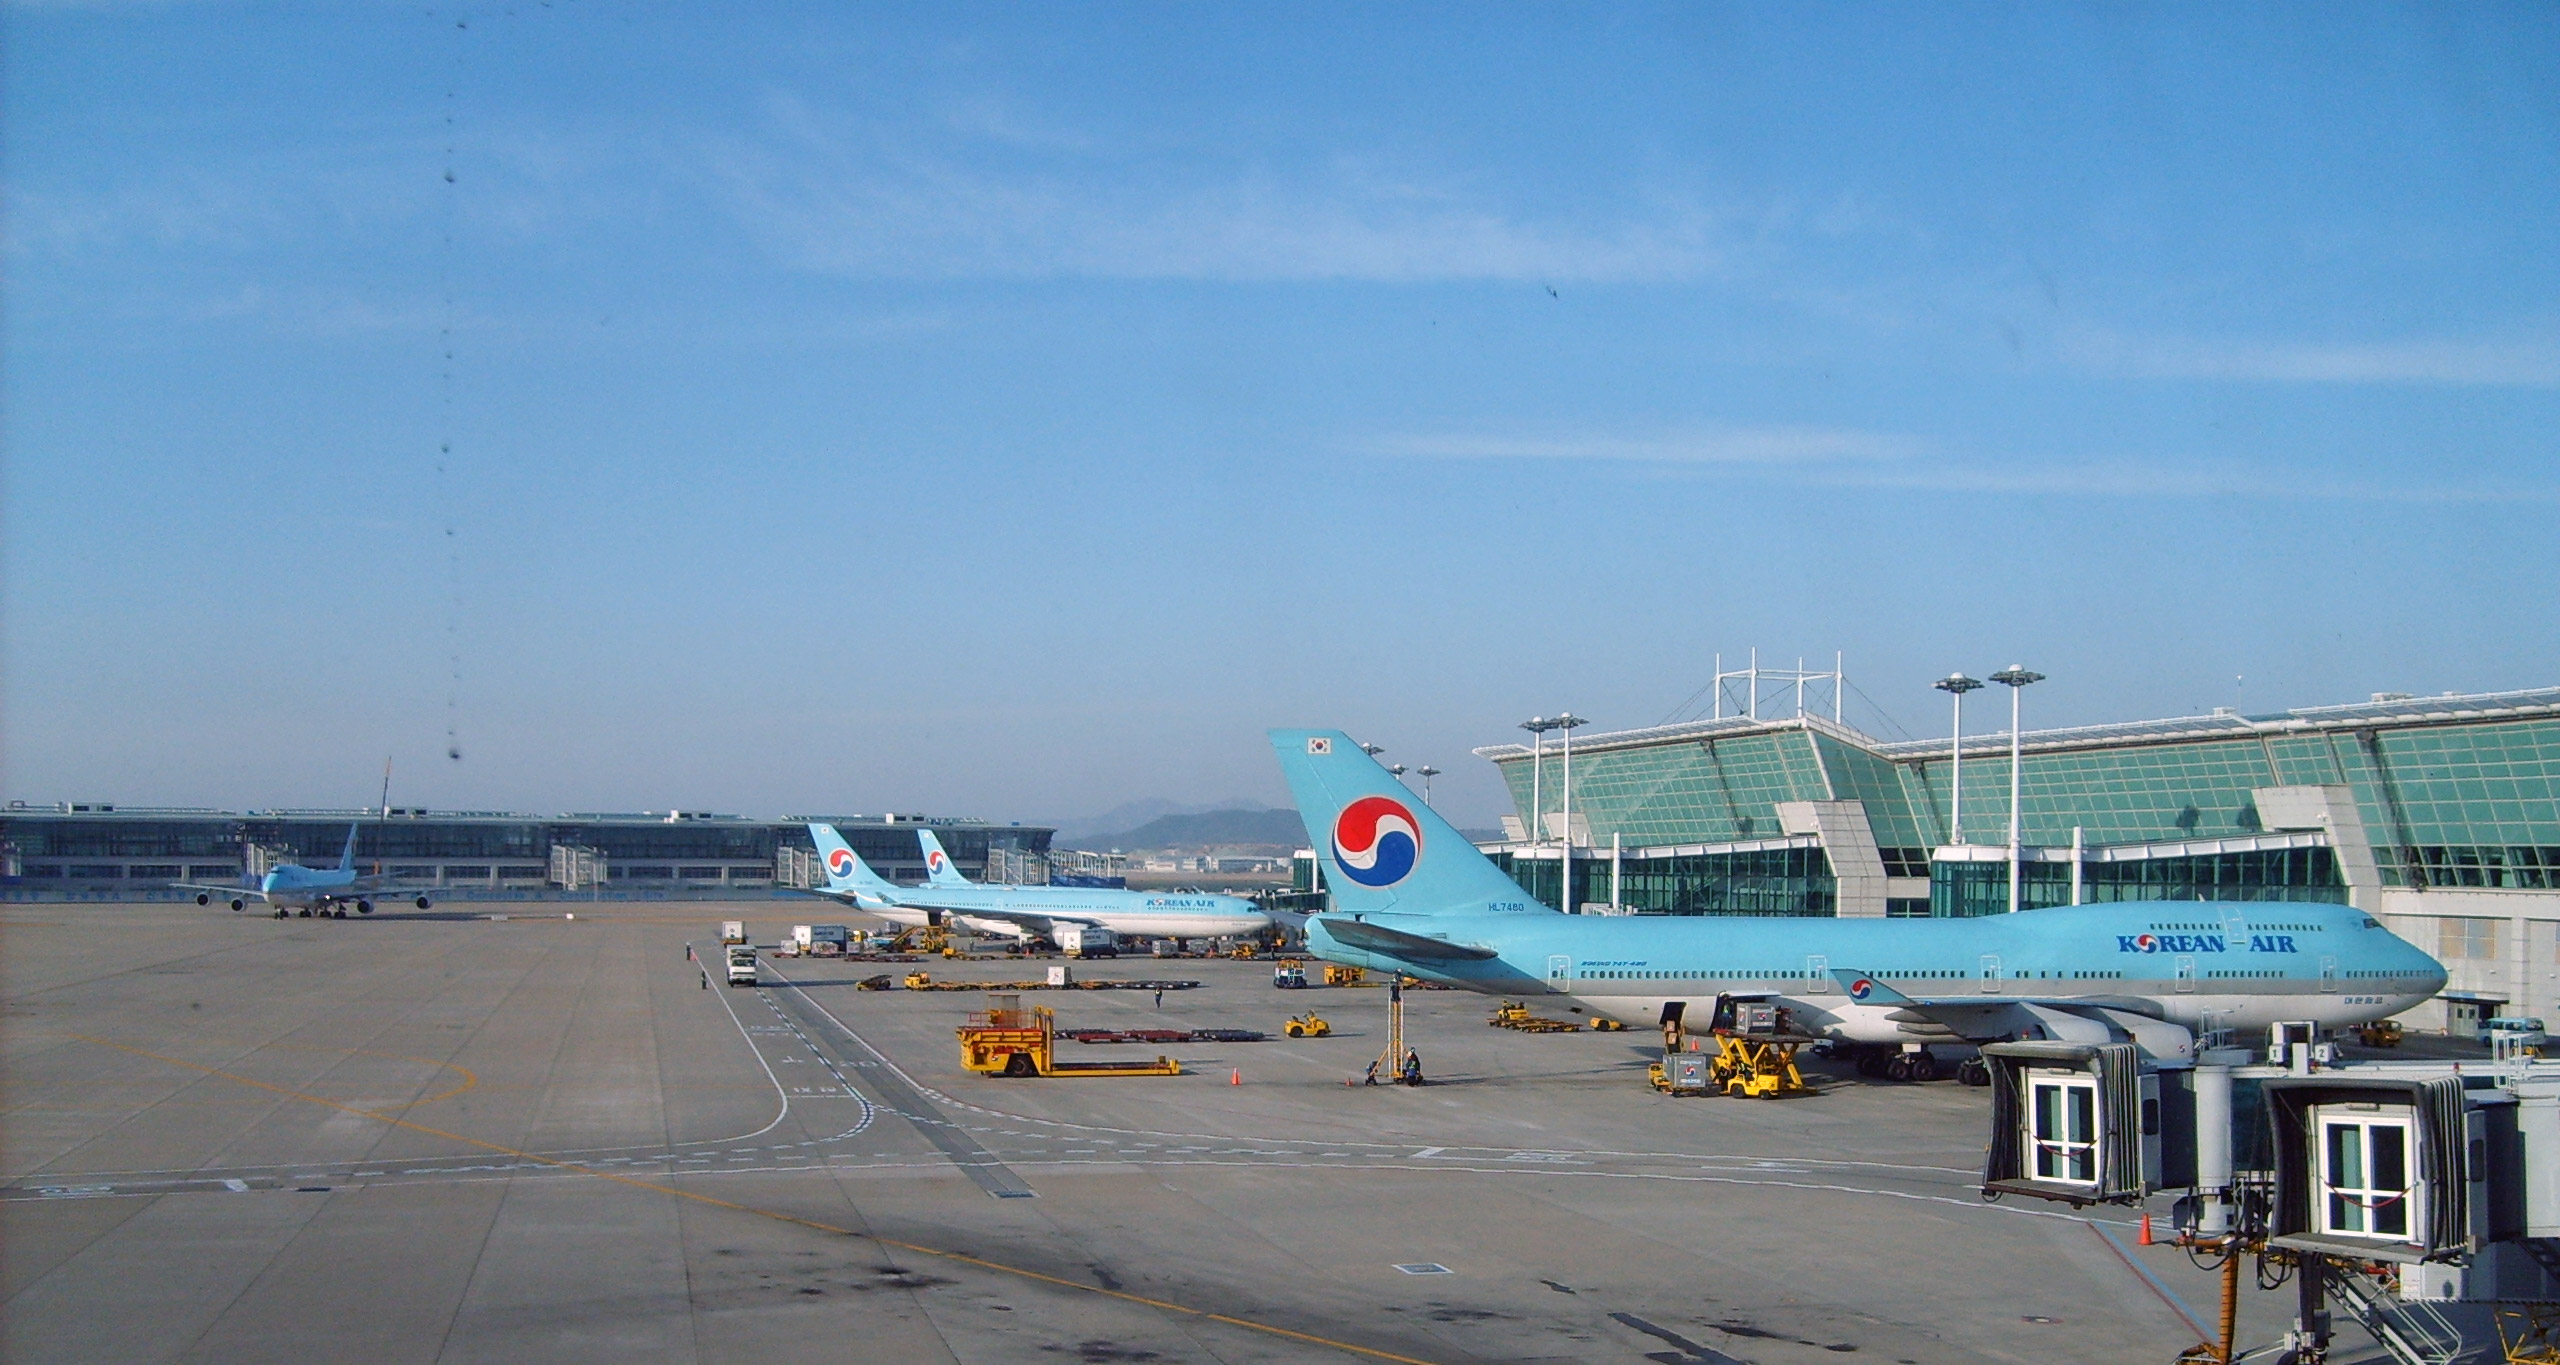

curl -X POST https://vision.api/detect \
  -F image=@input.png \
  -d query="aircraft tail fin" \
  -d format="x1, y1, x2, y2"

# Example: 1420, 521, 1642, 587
915, 829, 973, 888
807, 824, 899, 899
1832, 969, 1911, 1006
1268, 729, 1549, 916
338, 822, 360, 872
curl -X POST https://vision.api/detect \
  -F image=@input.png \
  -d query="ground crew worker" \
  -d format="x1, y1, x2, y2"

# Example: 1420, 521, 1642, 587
1363, 1058, 1380, 1086
1401, 1049, 1422, 1085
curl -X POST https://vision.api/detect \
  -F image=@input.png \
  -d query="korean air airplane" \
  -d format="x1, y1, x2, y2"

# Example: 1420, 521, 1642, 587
1272, 728, 2446, 1076
176, 822, 434, 920
802, 824, 1272, 945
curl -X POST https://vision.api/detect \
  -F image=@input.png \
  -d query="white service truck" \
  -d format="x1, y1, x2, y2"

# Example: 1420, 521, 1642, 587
1056, 926, 1119, 959
724, 943, 759, 987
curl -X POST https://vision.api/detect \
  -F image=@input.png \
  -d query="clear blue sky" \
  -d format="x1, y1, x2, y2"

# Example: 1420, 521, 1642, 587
7, 4, 2556, 827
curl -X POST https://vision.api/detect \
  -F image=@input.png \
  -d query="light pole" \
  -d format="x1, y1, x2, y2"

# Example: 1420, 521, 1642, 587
1990, 666, 2045, 914
1519, 717, 1551, 846
1359, 742, 1385, 758
1519, 717, 1555, 909
1388, 763, 1408, 786
1934, 674, 1983, 845
1415, 765, 1440, 804
1555, 713, 1587, 912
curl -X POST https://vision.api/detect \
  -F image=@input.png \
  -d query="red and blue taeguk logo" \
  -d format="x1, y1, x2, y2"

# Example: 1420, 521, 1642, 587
1332, 795, 1422, 888
826, 847, 857, 879
926, 849, 947, 873
1848, 977, 1876, 1001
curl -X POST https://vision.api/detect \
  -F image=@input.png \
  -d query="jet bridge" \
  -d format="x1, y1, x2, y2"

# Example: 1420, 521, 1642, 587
1978, 1027, 2560, 1365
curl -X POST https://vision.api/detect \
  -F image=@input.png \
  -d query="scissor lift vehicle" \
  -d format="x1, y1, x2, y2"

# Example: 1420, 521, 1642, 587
1703, 996, 1816, 1099
956, 996, 1182, 1079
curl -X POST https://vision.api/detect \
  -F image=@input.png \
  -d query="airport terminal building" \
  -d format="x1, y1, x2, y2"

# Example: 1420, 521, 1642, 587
1477, 685, 2560, 1030
0, 808, 1054, 898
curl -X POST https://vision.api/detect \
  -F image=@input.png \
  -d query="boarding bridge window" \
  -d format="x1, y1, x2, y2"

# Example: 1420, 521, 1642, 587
2017, 1075, 2099, 1183
2314, 1106, 2419, 1243
2025, 1070, 2100, 1185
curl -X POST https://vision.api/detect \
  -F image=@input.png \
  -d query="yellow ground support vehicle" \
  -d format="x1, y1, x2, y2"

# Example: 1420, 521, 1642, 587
1707, 1033, 1808, 1098
1282, 1012, 1331, 1038
2357, 1019, 2405, 1047
1489, 1000, 1580, 1032
889, 925, 952, 955
956, 997, 1181, 1079
1588, 1017, 1629, 1031
1702, 997, 1814, 1098
1322, 964, 1369, 987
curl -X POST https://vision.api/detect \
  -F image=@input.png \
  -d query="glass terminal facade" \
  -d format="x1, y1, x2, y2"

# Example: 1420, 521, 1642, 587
1478, 687, 2560, 919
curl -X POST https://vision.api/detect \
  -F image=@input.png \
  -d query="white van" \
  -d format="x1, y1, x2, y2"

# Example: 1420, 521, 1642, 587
2478, 1016, 2546, 1050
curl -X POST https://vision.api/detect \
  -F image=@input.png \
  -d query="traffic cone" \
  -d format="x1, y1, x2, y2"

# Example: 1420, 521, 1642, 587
1230, 1068, 1241, 1086
2139, 1214, 2153, 1246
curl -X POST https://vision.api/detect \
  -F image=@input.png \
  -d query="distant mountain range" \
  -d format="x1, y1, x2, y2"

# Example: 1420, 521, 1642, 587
1047, 797, 1276, 843
1059, 807, 1308, 852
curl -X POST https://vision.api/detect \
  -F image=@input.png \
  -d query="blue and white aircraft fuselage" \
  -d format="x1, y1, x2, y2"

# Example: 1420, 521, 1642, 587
803, 824, 1271, 944
176, 823, 433, 919
1272, 727, 2445, 1063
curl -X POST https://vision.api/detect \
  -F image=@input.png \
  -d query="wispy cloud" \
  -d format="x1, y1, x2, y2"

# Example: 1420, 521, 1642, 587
700, 98, 1740, 285
1367, 426, 1924, 464
2062, 327, 2560, 389
1367, 424, 2560, 504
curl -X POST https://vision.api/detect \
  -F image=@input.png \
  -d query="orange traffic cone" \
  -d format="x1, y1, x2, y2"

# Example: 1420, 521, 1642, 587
2138, 1213, 2153, 1246
1230, 1068, 1241, 1086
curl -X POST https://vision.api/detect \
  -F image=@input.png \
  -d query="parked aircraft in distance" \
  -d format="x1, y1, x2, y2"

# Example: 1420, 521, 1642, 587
801, 824, 1271, 946
176, 822, 433, 919
1271, 727, 2445, 1080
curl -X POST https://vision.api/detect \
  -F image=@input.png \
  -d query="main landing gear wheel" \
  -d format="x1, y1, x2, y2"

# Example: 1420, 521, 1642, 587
1855, 1051, 1886, 1078
297, 908, 313, 918
273, 908, 287, 919
1906, 1052, 1939, 1083
1957, 1058, 1991, 1087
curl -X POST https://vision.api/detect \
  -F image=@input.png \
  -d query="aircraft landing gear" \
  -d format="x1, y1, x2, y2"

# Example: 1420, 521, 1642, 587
1956, 1057, 1991, 1087
332, 907, 348, 919
297, 908, 313, 918
1879, 1049, 1939, 1082
273, 908, 287, 919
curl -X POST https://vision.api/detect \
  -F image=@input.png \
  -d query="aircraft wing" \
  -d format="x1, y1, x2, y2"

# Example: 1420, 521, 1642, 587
1312, 915, 1499, 962
173, 882, 259, 896
1828, 968, 2183, 1051
917, 903, 1105, 936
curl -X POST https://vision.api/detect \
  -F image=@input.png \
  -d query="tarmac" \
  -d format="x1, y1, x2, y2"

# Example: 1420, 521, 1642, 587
2, 900, 2391, 1364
